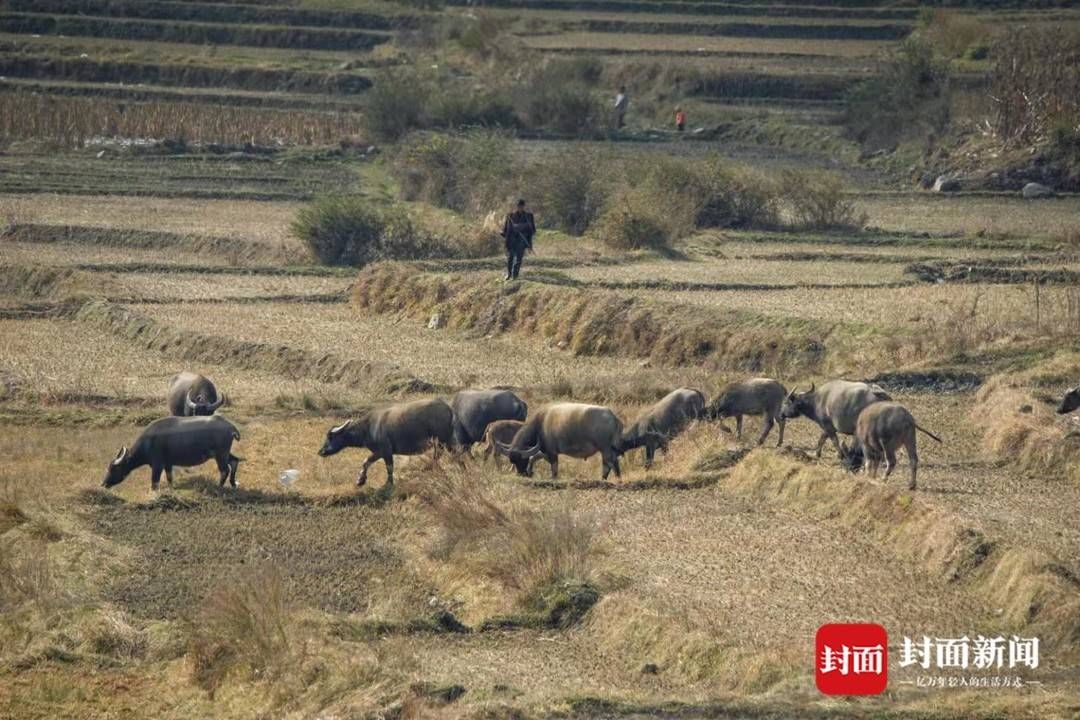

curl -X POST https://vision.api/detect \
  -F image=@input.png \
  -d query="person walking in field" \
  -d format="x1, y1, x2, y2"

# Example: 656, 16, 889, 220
614, 86, 629, 129
675, 106, 686, 132
501, 198, 536, 281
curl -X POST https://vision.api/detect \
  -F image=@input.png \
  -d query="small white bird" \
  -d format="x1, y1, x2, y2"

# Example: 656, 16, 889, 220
279, 469, 300, 487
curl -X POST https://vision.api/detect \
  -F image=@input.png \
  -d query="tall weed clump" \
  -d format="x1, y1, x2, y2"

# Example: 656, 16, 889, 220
991, 27, 1080, 147
291, 196, 449, 266
844, 38, 951, 150
393, 131, 513, 216
779, 170, 865, 230
515, 58, 605, 136
188, 566, 294, 698
527, 148, 612, 235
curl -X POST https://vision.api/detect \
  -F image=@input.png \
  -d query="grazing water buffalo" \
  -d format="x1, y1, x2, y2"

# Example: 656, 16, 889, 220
707, 378, 788, 447
103, 415, 241, 491
481, 419, 530, 475
620, 388, 705, 468
495, 403, 623, 480
842, 402, 942, 490
780, 380, 891, 459
1059, 387, 1080, 414
318, 398, 455, 486
168, 372, 225, 416
450, 389, 528, 449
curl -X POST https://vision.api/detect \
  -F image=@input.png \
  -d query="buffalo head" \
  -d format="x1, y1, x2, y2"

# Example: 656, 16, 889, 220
185, 389, 225, 416
1059, 387, 1080, 415
102, 446, 130, 488
780, 382, 815, 420
319, 420, 360, 457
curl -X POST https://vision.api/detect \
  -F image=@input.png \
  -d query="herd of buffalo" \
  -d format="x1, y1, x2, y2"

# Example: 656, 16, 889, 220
101, 372, 1080, 494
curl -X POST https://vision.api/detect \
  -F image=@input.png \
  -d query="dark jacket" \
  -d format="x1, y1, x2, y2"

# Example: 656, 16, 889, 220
502, 210, 535, 248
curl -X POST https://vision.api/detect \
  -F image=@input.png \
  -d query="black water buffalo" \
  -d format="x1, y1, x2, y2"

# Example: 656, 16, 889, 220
620, 388, 705, 468
707, 377, 788, 447
780, 380, 891, 459
841, 402, 943, 490
318, 398, 455, 486
481, 419, 530, 475
1059, 387, 1080, 414
450, 389, 528, 449
496, 402, 623, 480
103, 415, 241, 491
168, 372, 225, 416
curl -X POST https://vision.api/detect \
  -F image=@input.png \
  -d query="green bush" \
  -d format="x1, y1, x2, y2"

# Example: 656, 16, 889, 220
527, 149, 612, 235
393, 131, 513, 215
844, 39, 950, 150
779, 170, 865, 231
291, 196, 450, 266
516, 59, 605, 135
697, 159, 779, 229
594, 187, 676, 250
364, 68, 431, 142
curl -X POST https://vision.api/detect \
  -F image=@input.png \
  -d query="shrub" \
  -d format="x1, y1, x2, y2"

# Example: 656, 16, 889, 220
916, 9, 993, 60
593, 187, 675, 250
292, 196, 450, 266
697, 158, 779, 229
992, 28, 1080, 146
779, 170, 865, 230
392, 131, 513, 215
527, 148, 612, 235
516, 59, 605, 135
364, 68, 431, 142
844, 38, 950, 150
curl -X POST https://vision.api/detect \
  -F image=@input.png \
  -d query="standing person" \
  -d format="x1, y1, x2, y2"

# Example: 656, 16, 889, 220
614, 86, 629, 129
501, 198, 535, 281
675, 106, 686, 132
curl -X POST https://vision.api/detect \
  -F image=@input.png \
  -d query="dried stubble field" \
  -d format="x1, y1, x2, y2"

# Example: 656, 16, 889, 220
3, 184, 1080, 718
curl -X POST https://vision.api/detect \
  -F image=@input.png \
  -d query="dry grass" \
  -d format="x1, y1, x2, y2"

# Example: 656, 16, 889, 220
859, 193, 1080, 240
0, 92, 366, 147
564, 255, 909, 286
522, 32, 889, 57
415, 468, 599, 621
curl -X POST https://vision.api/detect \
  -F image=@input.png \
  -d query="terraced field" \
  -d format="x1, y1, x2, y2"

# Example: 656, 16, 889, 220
3, 1, 1080, 718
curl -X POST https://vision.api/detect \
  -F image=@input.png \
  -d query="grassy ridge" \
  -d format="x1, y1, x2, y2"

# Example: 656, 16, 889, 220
0, 55, 372, 93
5, 0, 419, 31
0, 13, 389, 52
449, 0, 917, 20
556, 18, 910, 40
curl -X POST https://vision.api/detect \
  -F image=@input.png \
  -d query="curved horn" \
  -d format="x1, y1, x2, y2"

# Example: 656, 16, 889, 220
807, 382, 815, 394
493, 439, 515, 457
207, 390, 225, 412
330, 420, 350, 434
112, 446, 128, 465
786, 386, 798, 399
185, 389, 198, 415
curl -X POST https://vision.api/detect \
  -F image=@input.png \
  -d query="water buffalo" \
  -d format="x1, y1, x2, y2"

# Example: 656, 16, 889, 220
495, 402, 623, 480
706, 377, 788, 447
620, 388, 705, 468
481, 419, 530, 475
450, 389, 528, 449
168, 372, 225, 416
103, 415, 241, 491
1059, 387, 1080, 414
842, 402, 942, 490
780, 380, 891, 459
318, 398, 455, 487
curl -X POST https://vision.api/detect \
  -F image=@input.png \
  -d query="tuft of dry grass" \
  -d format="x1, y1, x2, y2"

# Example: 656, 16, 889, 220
416, 468, 599, 617
188, 565, 294, 698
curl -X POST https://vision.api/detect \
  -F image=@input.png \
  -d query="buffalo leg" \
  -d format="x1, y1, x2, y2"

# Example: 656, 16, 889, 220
548, 454, 559, 480
609, 451, 622, 479
357, 452, 381, 486
776, 416, 786, 447
735, 415, 743, 441
165, 466, 174, 487
228, 454, 240, 488
814, 431, 830, 458
757, 416, 774, 446
907, 443, 918, 491
216, 455, 231, 487
150, 464, 163, 491
384, 455, 395, 485
883, 448, 898, 480
644, 442, 655, 470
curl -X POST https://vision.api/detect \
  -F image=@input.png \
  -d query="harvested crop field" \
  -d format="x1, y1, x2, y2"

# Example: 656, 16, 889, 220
3, 1, 1080, 717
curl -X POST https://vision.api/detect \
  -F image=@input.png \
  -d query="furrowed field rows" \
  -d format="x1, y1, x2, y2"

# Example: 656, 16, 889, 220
522, 32, 892, 56
452, 0, 917, 20
0, 13, 391, 52
5, 0, 419, 31
128, 300, 711, 394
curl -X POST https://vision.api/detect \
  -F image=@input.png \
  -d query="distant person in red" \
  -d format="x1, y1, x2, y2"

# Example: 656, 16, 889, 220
501, 198, 535, 281
675, 107, 686, 132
